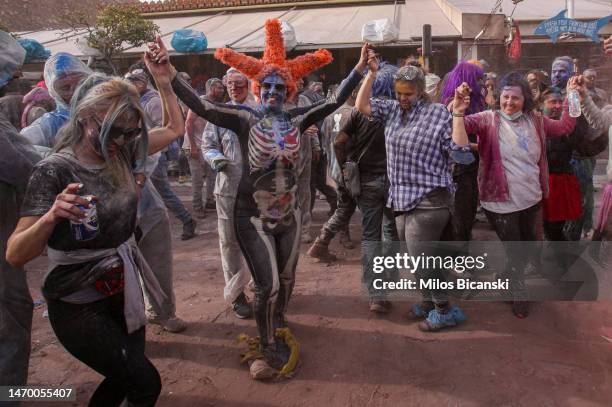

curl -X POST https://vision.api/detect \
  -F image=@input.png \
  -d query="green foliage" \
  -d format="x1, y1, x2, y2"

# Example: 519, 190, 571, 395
87, 5, 159, 59
64, 4, 159, 73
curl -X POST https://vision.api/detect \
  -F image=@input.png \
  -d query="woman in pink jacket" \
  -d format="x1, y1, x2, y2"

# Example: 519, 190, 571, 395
451, 72, 576, 318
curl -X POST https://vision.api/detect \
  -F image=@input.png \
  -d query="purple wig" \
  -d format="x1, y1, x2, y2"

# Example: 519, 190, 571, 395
439, 61, 485, 115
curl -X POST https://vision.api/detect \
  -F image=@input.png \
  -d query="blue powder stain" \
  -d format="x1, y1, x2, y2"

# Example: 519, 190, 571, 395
54, 53, 74, 75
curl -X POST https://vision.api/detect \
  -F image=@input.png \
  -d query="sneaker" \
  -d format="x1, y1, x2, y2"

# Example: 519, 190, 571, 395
338, 230, 355, 249
148, 316, 187, 333
249, 359, 277, 380
369, 299, 390, 314
418, 306, 467, 332
194, 208, 206, 219
232, 292, 253, 319
407, 301, 434, 320
307, 239, 337, 262
181, 219, 197, 240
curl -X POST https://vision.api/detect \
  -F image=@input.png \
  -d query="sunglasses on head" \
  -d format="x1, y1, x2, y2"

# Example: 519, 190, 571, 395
394, 69, 424, 82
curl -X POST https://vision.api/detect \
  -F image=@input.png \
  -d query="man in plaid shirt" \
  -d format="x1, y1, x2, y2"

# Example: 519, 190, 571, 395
356, 61, 473, 332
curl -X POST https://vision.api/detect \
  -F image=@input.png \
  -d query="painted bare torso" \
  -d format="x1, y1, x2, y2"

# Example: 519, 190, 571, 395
248, 116, 300, 224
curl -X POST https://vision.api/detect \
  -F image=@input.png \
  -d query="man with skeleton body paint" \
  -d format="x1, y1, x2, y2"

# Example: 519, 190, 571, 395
149, 19, 369, 376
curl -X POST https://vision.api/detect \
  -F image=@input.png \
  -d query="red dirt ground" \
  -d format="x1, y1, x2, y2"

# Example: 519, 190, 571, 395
23, 183, 612, 407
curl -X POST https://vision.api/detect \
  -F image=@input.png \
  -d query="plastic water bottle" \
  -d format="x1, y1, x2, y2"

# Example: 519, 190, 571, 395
568, 89, 581, 118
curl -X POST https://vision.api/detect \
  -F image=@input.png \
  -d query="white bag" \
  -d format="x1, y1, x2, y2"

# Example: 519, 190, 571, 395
281, 20, 297, 50
361, 18, 400, 43
76, 38, 103, 57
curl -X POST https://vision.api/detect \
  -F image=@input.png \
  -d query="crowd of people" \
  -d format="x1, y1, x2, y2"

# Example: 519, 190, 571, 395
1, 19, 611, 406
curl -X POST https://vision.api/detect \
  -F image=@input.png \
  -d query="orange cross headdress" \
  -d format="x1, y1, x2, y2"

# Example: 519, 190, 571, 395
214, 19, 333, 101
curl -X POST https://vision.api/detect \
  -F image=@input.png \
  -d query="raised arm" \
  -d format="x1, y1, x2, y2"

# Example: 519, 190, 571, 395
355, 48, 378, 118
569, 76, 612, 131
449, 83, 472, 147
172, 77, 251, 136
148, 84, 184, 154
582, 95, 612, 132
146, 36, 249, 135
300, 44, 369, 132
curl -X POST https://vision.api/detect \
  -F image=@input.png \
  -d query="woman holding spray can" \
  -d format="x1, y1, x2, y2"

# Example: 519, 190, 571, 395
6, 36, 184, 407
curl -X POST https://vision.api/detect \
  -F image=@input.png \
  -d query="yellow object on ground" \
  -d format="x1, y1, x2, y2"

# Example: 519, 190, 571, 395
276, 328, 300, 375
237, 328, 301, 378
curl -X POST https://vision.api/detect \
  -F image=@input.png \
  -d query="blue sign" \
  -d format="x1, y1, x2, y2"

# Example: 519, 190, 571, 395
534, 10, 612, 43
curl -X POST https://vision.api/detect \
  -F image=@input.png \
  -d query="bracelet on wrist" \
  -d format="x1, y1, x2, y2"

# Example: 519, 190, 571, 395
452, 112, 465, 118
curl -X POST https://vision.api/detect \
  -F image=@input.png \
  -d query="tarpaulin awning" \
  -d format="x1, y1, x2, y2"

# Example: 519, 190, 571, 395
17, 1, 460, 58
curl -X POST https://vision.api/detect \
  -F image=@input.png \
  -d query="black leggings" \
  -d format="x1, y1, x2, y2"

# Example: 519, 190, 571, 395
450, 168, 479, 241
235, 211, 301, 352
484, 203, 541, 299
47, 294, 161, 407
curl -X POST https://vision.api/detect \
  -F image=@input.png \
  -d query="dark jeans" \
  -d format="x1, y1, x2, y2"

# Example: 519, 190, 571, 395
318, 184, 357, 244
310, 156, 337, 214
484, 203, 541, 300
47, 294, 161, 407
235, 212, 301, 350
151, 153, 192, 225
355, 175, 398, 298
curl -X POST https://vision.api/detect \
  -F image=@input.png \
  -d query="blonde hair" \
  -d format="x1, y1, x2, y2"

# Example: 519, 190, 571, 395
54, 77, 149, 183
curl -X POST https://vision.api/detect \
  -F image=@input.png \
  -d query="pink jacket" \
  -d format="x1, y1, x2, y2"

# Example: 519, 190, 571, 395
464, 108, 576, 202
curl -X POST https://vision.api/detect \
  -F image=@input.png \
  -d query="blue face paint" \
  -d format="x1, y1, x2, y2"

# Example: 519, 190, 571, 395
260, 73, 287, 113
551, 60, 573, 88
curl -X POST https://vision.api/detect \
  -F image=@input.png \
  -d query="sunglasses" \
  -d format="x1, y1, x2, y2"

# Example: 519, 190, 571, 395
93, 117, 142, 141
261, 82, 286, 92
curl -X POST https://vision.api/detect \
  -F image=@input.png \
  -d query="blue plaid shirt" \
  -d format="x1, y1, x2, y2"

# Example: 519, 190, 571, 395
371, 98, 469, 211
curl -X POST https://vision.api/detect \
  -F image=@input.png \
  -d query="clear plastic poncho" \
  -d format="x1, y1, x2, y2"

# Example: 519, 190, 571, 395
20, 52, 91, 150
